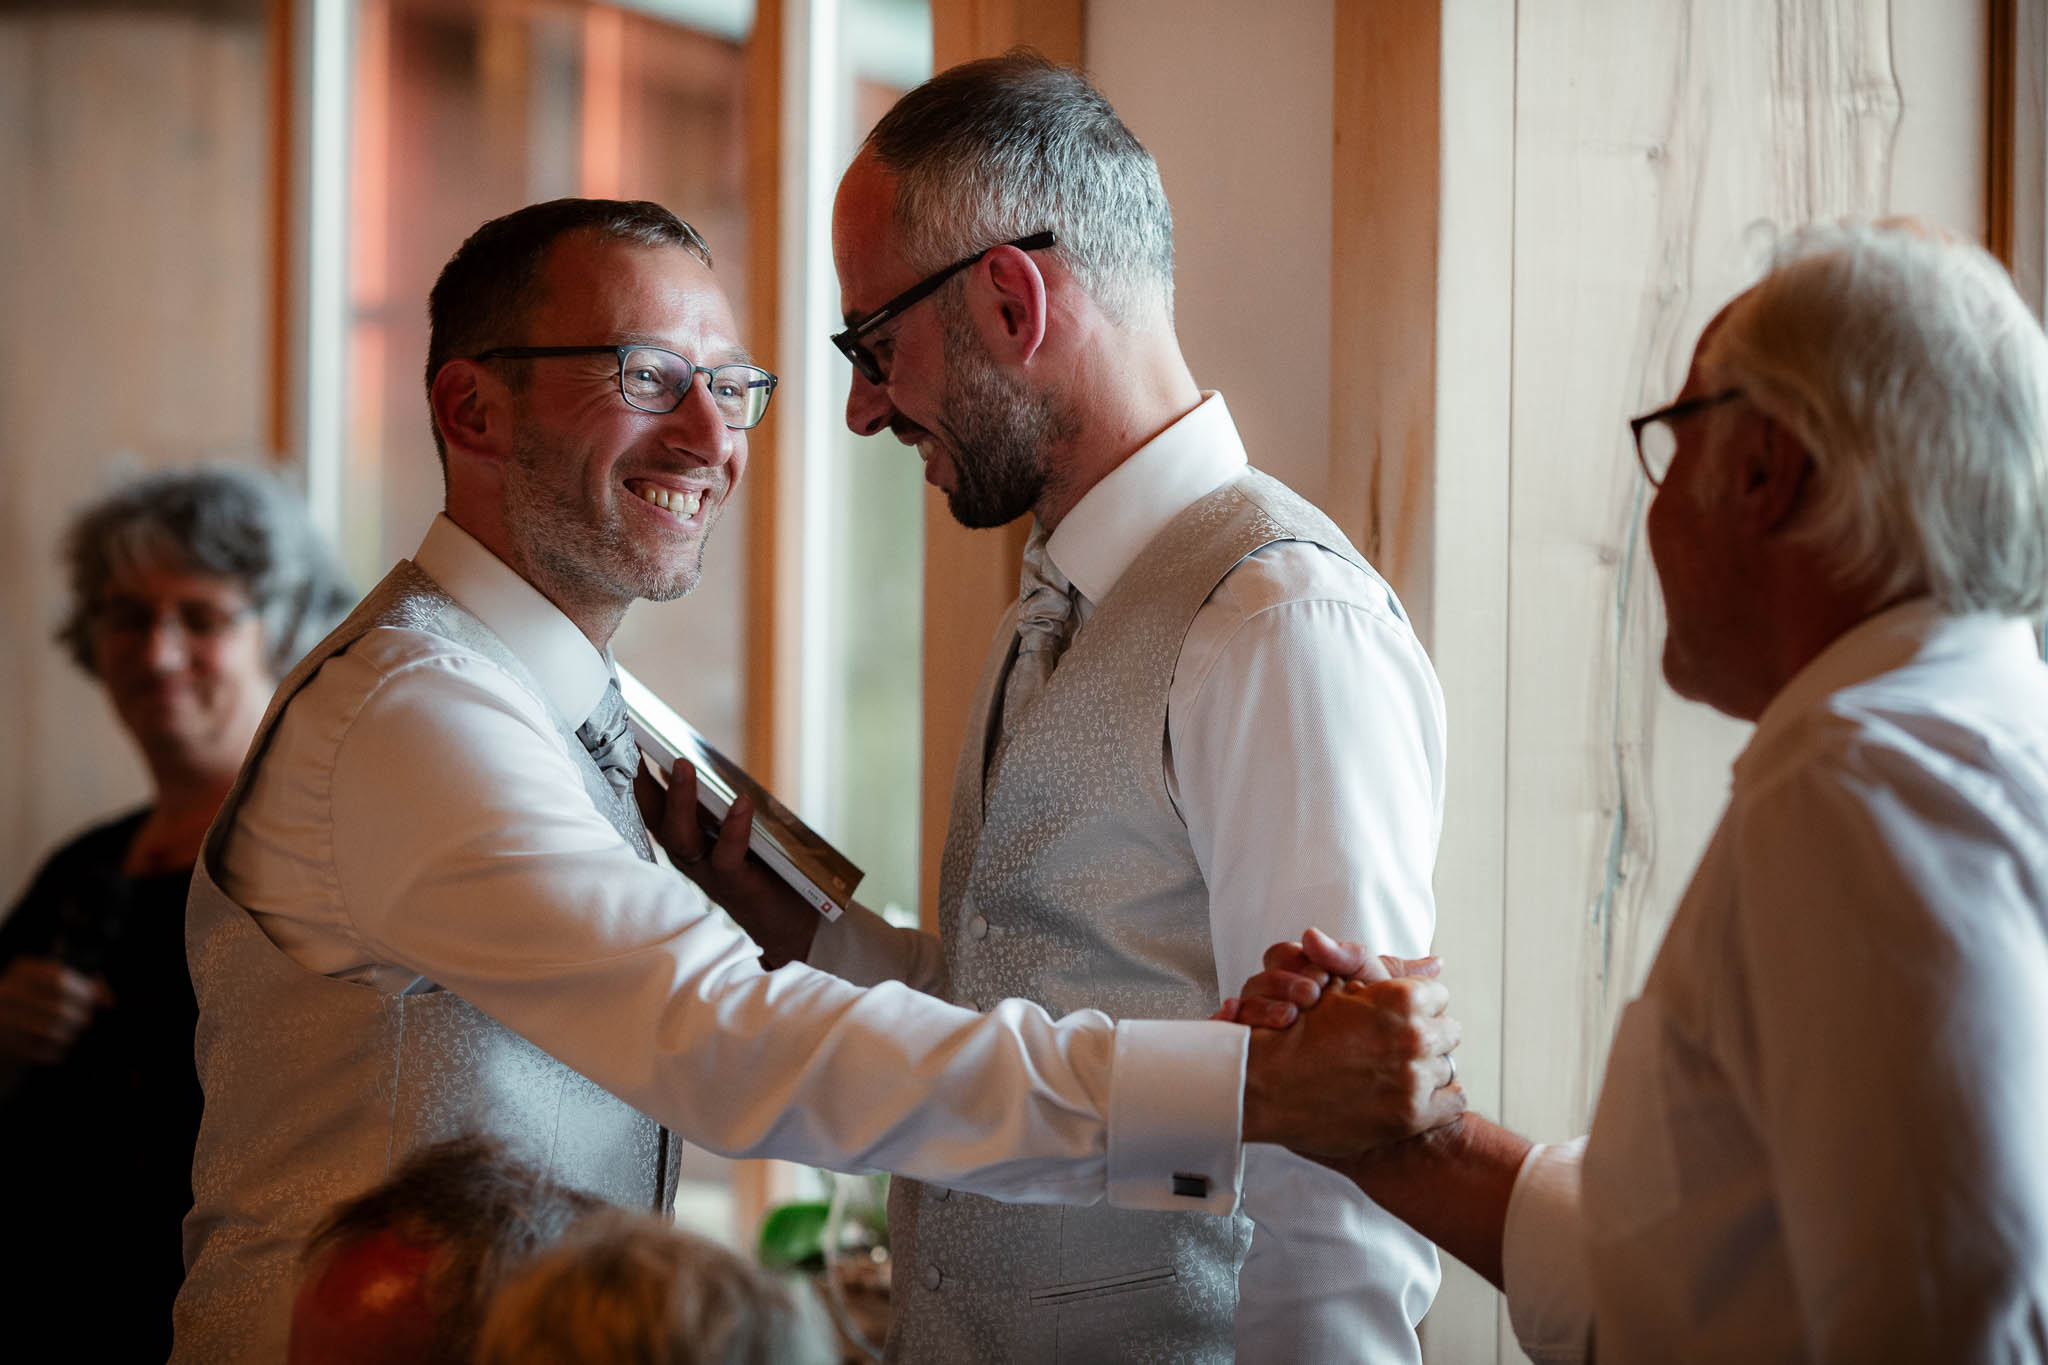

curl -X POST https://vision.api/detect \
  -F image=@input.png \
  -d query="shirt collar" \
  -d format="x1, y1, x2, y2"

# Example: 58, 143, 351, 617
1734, 596, 2040, 785
1044, 391, 1247, 605
412, 514, 615, 726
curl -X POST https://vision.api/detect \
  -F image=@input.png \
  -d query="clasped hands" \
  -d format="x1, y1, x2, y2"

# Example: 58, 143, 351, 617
1231, 928, 1465, 1161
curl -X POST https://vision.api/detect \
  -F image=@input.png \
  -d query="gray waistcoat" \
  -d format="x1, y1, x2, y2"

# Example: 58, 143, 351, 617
172, 562, 677, 1364
885, 470, 1376, 1364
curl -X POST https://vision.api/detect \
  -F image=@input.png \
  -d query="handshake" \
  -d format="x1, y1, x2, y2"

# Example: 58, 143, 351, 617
1227, 929, 1464, 1160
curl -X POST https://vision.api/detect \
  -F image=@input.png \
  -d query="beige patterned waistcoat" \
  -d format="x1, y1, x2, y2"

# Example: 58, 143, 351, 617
885, 470, 1377, 1363
173, 562, 677, 1364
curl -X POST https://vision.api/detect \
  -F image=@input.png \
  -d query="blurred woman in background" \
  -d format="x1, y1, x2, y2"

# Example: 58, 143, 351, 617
0, 465, 351, 1358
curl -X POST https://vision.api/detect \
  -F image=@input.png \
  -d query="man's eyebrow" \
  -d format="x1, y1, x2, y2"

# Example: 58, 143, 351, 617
618, 334, 758, 366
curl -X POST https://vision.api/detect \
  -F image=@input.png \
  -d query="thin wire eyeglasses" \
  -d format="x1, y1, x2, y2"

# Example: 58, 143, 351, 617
1629, 389, 1744, 487
829, 230, 1057, 385
470, 344, 779, 430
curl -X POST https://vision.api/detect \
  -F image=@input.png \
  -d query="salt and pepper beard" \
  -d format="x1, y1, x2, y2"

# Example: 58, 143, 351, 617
931, 296, 1080, 530
501, 416, 720, 617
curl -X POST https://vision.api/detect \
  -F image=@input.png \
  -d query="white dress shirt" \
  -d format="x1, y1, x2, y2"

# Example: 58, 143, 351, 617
814, 393, 1448, 1363
220, 514, 1249, 1214
1503, 601, 2048, 1363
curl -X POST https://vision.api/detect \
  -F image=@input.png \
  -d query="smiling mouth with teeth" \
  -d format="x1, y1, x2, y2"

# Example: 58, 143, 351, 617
634, 485, 705, 518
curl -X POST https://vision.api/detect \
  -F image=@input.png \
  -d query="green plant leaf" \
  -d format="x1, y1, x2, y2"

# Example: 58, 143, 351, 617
756, 1200, 831, 1271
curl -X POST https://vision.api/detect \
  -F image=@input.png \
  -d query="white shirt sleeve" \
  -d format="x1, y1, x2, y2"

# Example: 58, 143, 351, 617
229, 633, 1244, 1215
1168, 544, 1448, 1360
1502, 1138, 1595, 1363
1170, 548, 1445, 986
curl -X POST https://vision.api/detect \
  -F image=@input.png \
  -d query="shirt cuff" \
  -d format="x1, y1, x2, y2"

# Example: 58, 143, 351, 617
807, 902, 932, 990
1503, 1136, 1594, 1364
1105, 1019, 1245, 1215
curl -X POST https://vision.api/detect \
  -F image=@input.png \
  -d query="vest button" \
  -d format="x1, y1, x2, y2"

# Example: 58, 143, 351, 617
922, 1263, 943, 1291
968, 914, 989, 940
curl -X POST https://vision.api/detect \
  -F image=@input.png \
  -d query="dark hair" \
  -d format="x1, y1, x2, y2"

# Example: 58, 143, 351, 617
56, 464, 353, 678
863, 50, 1175, 327
302, 1134, 607, 1361
423, 198, 714, 465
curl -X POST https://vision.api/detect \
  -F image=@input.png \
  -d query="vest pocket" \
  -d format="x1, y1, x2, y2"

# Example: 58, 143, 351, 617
1027, 1265, 1178, 1307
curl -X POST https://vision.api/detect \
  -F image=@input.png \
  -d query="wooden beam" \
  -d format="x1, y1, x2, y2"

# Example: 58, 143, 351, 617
265, 0, 294, 462
1329, 0, 1441, 646
742, 0, 787, 786
933, 0, 1082, 63
1991, 0, 2017, 268
916, 0, 1082, 927
1991, 0, 2048, 316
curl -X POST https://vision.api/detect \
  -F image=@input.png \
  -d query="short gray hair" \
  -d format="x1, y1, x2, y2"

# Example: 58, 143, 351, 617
864, 49, 1175, 328
1702, 222, 2048, 617
475, 1210, 834, 1365
57, 464, 354, 677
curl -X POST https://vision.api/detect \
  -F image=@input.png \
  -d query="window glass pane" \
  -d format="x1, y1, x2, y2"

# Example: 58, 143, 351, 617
817, 0, 930, 927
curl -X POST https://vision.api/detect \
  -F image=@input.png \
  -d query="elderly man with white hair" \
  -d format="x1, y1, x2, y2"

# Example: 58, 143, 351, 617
1235, 222, 2048, 1362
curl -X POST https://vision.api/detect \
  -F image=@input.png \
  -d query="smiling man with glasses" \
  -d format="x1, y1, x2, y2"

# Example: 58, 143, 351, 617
174, 197, 1458, 1362
651, 53, 1455, 1365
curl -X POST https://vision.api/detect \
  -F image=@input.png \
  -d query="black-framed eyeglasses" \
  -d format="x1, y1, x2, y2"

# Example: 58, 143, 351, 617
471, 344, 779, 430
829, 230, 1057, 385
1628, 389, 1744, 487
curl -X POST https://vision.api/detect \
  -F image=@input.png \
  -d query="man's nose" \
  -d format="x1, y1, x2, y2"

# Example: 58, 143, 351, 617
844, 369, 893, 437
660, 375, 739, 463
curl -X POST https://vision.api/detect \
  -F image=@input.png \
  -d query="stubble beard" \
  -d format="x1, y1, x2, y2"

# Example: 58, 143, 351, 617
934, 303, 1078, 530
502, 425, 714, 620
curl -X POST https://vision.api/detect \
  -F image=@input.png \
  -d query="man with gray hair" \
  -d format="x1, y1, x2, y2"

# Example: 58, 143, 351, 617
1247, 222, 2048, 1361
674, 51, 1448, 1362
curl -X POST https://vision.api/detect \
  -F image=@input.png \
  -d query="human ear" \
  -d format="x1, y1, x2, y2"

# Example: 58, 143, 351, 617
970, 245, 1049, 365
1742, 417, 1812, 533
429, 360, 505, 464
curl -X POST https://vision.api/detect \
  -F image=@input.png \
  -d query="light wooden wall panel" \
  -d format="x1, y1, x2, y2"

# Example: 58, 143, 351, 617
1314, 2, 1995, 1359
1417, 5, 1520, 1354
0, 12, 271, 905
1496, 0, 1978, 1162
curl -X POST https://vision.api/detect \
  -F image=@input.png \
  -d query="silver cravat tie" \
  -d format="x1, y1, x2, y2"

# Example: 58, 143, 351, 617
577, 679, 642, 797
988, 526, 1077, 792
576, 679, 655, 862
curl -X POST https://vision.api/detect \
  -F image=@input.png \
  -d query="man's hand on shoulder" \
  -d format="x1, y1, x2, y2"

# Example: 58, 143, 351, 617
1235, 929, 1463, 1158
635, 761, 819, 968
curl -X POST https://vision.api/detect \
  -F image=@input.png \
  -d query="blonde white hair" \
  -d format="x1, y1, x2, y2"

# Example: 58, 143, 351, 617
1704, 222, 2048, 616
